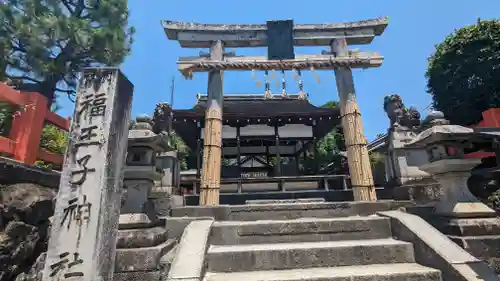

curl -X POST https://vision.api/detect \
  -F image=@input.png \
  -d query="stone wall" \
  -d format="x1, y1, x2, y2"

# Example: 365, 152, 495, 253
0, 157, 58, 281
0, 157, 60, 189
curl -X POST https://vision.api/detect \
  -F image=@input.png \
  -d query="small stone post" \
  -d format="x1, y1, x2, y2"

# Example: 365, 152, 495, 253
42, 68, 133, 281
154, 150, 183, 212
331, 38, 377, 201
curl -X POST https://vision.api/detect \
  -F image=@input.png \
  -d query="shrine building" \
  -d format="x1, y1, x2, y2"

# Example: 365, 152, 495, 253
172, 93, 380, 204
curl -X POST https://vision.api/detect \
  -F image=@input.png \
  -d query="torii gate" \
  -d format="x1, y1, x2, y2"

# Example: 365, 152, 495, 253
163, 17, 389, 205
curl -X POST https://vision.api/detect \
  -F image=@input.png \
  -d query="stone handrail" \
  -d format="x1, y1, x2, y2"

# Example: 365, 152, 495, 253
167, 219, 214, 281
378, 210, 499, 281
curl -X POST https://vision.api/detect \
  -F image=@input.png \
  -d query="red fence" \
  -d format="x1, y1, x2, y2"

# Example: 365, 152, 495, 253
465, 108, 500, 159
0, 83, 70, 166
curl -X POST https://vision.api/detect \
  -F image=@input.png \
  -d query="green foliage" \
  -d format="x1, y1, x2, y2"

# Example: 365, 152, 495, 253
168, 131, 190, 171
318, 100, 345, 154
0, 0, 135, 104
321, 100, 339, 108
39, 123, 67, 154
369, 152, 385, 166
221, 158, 232, 167
0, 102, 15, 136
488, 190, 500, 212
369, 151, 387, 186
300, 100, 346, 173
35, 123, 68, 170
426, 20, 500, 125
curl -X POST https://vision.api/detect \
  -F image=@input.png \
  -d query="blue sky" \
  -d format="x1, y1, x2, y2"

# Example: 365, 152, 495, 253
57, 0, 500, 140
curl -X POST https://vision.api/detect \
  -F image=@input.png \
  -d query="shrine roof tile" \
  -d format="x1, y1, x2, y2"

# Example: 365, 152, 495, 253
174, 94, 339, 118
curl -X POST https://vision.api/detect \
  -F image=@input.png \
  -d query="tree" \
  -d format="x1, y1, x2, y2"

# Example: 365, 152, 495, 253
369, 151, 385, 166
426, 19, 500, 125
35, 123, 68, 170
299, 100, 346, 174
320, 100, 346, 152
0, 0, 135, 105
168, 131, 190, 171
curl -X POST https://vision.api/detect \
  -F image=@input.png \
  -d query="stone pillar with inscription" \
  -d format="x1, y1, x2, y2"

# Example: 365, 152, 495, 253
114, 115, 177, 281
42, 68, 133, 281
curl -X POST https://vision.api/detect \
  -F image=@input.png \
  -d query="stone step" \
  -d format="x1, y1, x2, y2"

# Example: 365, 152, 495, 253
203, 263, 442, 281
210, 216, 391, 245
245, 198, 326, 204
228, 201, 411, 221
449, 234, 500, 273
206, 238, 415, 272
116, 226, 167, 248
172, 201, 412, 221
115, 239, 177, 272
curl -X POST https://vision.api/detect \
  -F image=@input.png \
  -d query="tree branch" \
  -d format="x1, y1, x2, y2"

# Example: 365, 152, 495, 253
5, 74, 42, 84
60, 0, 75, 14
55, 87, 76, 94
75, 0, 86, 18
55, 87, 76, 103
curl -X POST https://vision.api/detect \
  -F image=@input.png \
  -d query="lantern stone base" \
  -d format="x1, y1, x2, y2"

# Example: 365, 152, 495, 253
411, 158, 500, 274
419, 158, 496, 218
114, 213, 177, 281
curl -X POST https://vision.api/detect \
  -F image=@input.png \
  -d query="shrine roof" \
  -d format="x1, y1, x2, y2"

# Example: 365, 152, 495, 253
171, 94, 340, 151
173, 94, 340, 119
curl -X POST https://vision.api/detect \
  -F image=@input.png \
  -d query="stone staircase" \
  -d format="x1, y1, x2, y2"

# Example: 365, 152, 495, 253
203, 215, 442, 281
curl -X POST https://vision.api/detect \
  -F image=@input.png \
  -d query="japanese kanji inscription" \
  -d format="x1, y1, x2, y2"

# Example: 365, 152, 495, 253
42, 68, 133, 281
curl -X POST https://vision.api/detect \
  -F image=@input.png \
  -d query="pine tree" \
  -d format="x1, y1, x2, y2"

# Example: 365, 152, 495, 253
0, 0, 135, 104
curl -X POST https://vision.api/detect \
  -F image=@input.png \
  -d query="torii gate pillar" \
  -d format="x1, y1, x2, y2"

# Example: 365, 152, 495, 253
331, 38, 377, 201
200, 40, 224, 205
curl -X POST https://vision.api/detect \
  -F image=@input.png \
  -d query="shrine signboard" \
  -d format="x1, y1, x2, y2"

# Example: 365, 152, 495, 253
241, 171, 268, 178
42, 68, 133, 281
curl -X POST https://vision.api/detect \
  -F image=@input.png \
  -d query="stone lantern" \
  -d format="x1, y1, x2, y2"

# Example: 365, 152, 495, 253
406, 123, 497, 218
115, 115, 175, 280
121, 115, 169, 216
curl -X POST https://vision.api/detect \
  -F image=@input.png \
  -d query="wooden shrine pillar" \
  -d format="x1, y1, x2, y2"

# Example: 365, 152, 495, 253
274, 123, 281, 176
236, 126, 241, 174
302, 141, 307, 172
266, 144, 270, 166
313, 120, 319, 174
200, 40, 224, 205
302, 142, 307, 162
196, 121, 202, 188
294, 144, 300, 174
331, 38, 377, 201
